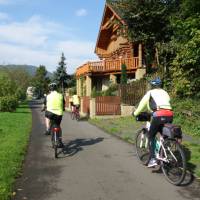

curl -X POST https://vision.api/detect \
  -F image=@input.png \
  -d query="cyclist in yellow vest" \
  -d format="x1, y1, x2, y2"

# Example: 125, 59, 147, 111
72, 94, 80, 111
69, 96, 73, 111
44, 83, 65, 146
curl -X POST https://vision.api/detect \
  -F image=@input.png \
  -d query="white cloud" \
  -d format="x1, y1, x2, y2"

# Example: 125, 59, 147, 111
0, 12, 10, 20
75, 9, 88, 17
0, 41, 98, 74
0, 0, 10, 4
0, 15, 98, 74
0, 15, 63, 47
57, 40, 98, 73
57, 40, 96, 58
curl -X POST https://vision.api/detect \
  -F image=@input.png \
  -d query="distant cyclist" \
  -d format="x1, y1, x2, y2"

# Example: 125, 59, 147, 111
44, 82, 65, 147
69, 96, 73, 112
133, 77, 173, 167
72, 94, 80, 113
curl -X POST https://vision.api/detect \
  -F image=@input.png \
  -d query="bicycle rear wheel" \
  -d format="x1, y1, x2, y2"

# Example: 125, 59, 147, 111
71, 112, 75, 120
161, 139, 186, 185
76, 112, 80, 121
53, 132, 58, 158
135, 129, 150, 165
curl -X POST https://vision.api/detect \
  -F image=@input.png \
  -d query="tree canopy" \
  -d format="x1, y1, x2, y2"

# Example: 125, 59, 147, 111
53, 53, 70, 94
31, 65, 50, 96
108, 0, 200, 98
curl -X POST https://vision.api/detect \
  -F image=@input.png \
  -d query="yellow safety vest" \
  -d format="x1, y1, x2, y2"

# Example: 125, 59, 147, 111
72, 95, 80, 105
47, 91, 63, 115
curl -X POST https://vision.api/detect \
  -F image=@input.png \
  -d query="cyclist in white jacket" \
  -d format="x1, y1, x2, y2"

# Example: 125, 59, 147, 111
134, 77, 173, 167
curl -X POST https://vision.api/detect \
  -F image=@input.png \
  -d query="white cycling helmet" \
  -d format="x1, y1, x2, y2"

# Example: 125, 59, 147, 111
49, 82, 57, 91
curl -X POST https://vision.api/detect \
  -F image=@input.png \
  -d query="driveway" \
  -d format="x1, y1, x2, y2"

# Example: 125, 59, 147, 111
13, 100, 200, 200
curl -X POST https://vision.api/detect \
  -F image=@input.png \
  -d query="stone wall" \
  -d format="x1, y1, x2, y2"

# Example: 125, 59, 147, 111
121, 105, 135, 117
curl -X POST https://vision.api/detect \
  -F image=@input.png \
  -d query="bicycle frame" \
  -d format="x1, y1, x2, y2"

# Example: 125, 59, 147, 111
143, 121, 177, 164
158, 139, 179, 163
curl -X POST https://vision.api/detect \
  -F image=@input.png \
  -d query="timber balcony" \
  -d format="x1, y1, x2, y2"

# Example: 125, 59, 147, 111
76, 57, 139, 77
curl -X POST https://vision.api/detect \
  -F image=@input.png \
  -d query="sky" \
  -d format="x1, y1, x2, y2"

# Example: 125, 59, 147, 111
0, 0, 106, 74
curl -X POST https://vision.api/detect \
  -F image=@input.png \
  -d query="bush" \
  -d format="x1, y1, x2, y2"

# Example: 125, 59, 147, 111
16, 88, 26, 101
172, 98, 200, 137
68, 87, 76, 96
102, 84, 118, 96
0, 96, 18, 112
91, 87, 102, 98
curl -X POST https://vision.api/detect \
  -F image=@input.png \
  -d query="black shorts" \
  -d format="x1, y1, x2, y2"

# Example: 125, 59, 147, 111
45, 111, 62, 125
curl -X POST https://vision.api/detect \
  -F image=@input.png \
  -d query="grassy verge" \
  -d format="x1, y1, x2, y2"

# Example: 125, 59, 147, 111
89, 116, 140, 143
0, 102, 32, 200
89, 99, 200, 178
172, 98, 200, 138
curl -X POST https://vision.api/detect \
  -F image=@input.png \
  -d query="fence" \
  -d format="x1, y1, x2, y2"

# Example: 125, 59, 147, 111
118, 80, 147, 106
96, 96, 121, 115
65, 96, 70, 108
82, 96, 90, 114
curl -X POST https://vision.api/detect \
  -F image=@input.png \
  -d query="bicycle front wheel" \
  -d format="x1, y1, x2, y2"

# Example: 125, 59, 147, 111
161, 139, 186, 185
135, 129, 150, 165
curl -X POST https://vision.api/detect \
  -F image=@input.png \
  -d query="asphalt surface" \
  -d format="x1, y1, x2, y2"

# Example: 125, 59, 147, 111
13, 100, 200, 200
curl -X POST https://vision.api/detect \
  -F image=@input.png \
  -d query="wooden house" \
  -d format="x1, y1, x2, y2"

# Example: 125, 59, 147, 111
75, 1, 146, 97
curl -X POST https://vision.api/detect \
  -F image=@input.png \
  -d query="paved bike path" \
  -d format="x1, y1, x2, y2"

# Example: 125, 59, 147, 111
13, 101, 200, 200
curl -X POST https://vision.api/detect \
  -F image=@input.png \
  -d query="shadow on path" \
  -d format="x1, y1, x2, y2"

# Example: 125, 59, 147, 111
57, 137, 104, 158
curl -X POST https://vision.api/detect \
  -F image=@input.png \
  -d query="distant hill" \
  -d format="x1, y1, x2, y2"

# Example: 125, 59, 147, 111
0, 65, 53, 77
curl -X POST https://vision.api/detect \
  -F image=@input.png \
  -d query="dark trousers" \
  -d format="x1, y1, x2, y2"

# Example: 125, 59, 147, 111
45, 111, 62, 126
45, 111, 63, 142
148, 116, 173, 158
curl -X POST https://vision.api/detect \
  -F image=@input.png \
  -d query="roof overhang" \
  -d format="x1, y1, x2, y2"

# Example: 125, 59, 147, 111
94, 3, 126, 57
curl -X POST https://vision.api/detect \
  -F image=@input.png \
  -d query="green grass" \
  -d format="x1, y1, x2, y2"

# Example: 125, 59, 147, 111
183, 141, 200, 177
89, 116, 143, 144
0, 102, 32, 200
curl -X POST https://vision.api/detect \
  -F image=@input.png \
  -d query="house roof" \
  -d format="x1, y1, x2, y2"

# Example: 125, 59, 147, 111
94, 1, 126, 56
106, 0, 125, 20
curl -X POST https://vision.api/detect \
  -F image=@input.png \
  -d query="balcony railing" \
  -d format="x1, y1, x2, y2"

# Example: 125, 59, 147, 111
76, 57, 139, 77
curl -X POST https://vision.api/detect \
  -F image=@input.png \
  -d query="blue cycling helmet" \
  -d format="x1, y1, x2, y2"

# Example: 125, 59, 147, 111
150, 77, 162, 87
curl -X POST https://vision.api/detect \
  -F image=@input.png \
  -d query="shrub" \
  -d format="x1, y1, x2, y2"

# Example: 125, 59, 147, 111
91, 87, 103, 98
68, 87, 76, 96
16, 88, 26, 101
0, 96, 18, 112
102, 84, 118, 96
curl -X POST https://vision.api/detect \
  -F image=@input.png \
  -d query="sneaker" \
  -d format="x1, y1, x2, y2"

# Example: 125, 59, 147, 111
147, 158, 158, 168
58, 142, 64, 148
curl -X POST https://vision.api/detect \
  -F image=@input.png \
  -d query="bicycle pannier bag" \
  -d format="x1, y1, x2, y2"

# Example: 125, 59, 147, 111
162, 124, 182, 139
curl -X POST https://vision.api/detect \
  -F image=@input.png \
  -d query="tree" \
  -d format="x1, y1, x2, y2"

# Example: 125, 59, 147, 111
120, 63, 127, 84
170, 0, 200, 97
8, 68, 31, 97
54, 53, 69, 94
108, 0, 180, 72
31, 65, 50, 97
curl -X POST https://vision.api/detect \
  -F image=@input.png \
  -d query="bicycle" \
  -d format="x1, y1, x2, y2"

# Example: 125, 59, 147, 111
50, 119, 63, 158
135, 112, 186, 185
71, 105, 80, 121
